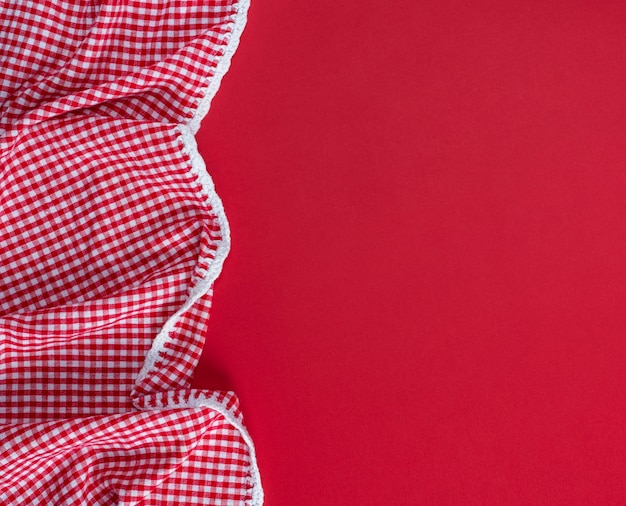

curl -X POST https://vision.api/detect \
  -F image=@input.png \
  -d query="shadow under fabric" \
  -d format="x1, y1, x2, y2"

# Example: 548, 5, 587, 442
0, 1, 262, 504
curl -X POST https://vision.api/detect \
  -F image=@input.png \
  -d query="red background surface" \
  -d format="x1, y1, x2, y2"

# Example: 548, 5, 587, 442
193, 1, 626, 504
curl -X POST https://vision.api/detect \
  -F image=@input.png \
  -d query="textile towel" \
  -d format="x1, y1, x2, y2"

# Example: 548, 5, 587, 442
0, 1, 262, 504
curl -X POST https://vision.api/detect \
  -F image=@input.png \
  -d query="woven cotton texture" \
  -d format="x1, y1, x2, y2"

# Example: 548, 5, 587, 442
0, 1, 262, 504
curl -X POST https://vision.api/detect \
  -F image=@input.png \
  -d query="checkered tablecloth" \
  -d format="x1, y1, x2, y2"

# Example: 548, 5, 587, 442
0, 1, 262, 504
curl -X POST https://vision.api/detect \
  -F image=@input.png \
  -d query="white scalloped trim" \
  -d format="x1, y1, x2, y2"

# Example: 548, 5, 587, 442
191, 396, 264, 506
133, 389, 263, 505
134, 0, 246, 400
132, 0, 262, 503
135, 0, 249, 386
188, 0, 250, 134
171, 125, 263, 506
134, 124, 231, 385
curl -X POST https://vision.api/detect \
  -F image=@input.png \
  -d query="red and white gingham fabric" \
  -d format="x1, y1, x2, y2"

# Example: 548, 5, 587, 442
0, 1, 262, 504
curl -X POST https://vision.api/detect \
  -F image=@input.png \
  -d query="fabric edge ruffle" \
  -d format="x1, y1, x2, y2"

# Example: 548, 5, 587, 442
133, 389, 264, 506
133, 0, 248, 398
188, 0, 251, 134
131, 0, 262, 503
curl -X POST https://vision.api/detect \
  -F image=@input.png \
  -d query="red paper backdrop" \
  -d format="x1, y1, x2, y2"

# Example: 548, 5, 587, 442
193, 1, 626, 504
